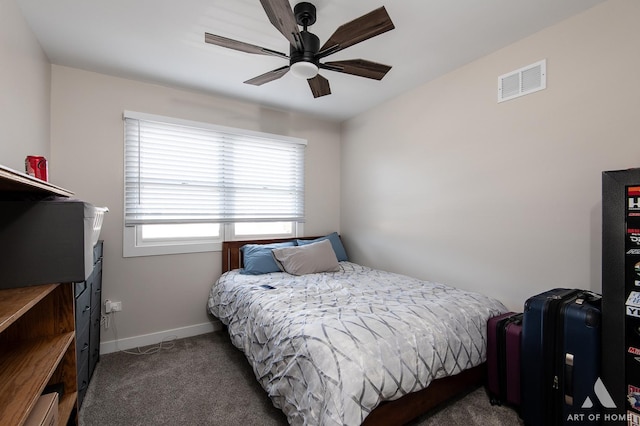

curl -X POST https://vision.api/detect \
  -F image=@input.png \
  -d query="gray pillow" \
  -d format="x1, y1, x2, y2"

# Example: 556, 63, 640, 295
272, 239, 340, 276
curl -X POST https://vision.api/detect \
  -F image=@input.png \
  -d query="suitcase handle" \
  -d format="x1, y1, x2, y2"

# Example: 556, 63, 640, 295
564, 353, 574, 405
575, 290, 602, 305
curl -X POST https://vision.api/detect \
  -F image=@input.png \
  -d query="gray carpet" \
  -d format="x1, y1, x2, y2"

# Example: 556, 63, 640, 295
79, 331, 523, 425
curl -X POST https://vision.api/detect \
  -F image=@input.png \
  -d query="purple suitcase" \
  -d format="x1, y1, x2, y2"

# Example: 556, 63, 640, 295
487, 312, 523, 407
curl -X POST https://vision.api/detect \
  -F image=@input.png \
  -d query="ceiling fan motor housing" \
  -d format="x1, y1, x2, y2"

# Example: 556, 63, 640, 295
290, 30, 320, 66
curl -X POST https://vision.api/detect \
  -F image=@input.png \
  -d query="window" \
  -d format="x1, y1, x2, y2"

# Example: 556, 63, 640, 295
123, 111, 306, 257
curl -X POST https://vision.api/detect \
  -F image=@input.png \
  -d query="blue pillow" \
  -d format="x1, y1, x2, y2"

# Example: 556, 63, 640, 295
296, 232, 348, 262
240, 241, 296, 275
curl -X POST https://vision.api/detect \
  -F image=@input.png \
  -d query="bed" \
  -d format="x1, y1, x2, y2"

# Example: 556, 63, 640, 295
208, 236, 507, 425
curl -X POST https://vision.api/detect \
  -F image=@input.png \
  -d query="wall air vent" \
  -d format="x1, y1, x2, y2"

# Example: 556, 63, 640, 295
498, 59, 546, 103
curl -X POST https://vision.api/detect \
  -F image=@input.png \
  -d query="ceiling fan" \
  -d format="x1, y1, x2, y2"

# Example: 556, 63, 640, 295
204, 0, 395, 98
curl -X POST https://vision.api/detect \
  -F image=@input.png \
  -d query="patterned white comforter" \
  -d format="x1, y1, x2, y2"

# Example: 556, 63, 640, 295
207, 262, 507, 425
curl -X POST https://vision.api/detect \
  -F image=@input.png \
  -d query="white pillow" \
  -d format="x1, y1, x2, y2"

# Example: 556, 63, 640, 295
272, 239, 340, 275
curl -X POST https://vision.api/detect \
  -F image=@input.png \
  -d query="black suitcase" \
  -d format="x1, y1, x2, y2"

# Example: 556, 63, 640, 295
521, 288, 602, 426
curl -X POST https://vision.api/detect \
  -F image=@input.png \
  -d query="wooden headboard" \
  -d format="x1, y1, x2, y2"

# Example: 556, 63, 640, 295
221, 236, 320, 273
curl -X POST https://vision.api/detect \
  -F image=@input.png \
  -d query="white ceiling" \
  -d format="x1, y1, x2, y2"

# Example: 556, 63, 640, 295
16, 0, 604, 122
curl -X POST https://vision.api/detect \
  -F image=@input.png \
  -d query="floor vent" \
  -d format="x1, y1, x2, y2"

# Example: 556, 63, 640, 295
498, 59, 546, 103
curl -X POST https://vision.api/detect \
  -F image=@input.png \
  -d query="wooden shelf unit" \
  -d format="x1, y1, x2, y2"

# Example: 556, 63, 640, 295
0, 164, 73, 198
0, 283, 78, 425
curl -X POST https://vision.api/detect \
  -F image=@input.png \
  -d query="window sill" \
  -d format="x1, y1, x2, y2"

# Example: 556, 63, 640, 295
123, 227, 222, 257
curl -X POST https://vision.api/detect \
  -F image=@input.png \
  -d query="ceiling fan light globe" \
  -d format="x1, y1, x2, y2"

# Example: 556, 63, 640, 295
290, 61, 319, 79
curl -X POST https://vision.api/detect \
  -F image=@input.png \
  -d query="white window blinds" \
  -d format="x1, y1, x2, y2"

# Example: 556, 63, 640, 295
124, 111, 306, 226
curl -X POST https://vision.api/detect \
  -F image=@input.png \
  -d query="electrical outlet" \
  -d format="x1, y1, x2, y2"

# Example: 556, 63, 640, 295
101, 315, 110, 329
105, 299, 122, 313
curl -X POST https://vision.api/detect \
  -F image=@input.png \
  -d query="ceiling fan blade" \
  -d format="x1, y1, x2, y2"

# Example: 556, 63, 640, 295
321, 59, 392, 80
205, 33, 288, 59
317, 7, 395, 59
307, 74, 331, 98
244, 65, 290, 86
259, 0, 303, 51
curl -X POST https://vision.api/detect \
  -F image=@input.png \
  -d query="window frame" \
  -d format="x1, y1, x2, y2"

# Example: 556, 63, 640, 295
122, 111, 306, 257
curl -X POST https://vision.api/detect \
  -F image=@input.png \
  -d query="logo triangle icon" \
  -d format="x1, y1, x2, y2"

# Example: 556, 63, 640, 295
582, 396, 593, 409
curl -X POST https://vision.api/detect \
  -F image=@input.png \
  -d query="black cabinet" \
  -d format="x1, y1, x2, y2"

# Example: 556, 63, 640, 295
602, 168, 640, 423
75, 240, 103, 408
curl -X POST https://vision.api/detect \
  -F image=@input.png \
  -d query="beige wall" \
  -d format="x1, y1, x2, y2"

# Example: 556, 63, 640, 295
0, 0, 50, 170
50, 66, 341, 347
341, 0, 640, 311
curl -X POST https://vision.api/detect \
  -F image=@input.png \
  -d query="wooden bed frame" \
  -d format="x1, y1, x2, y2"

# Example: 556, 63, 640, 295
220, 238, 486, 426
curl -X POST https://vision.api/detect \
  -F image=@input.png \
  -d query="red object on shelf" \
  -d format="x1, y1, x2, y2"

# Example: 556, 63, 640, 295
25, 155, 48, 181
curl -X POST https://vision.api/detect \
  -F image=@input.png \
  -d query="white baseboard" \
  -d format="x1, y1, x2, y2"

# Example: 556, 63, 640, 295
100, 320, 223, 355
